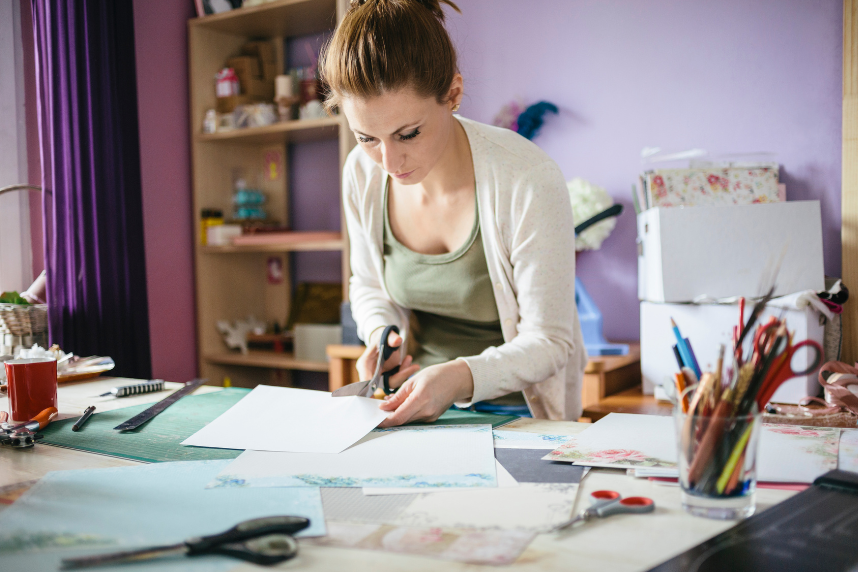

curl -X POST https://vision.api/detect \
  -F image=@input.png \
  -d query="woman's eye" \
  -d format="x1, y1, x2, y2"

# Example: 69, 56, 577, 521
357, 135, 375, 144
399, 128, 420, 141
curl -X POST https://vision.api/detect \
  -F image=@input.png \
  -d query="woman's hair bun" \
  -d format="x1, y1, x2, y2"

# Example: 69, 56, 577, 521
348, 0, 459, 22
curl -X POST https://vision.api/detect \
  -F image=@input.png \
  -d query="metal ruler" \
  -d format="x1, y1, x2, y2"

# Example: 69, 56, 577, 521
113, 379, 206, 432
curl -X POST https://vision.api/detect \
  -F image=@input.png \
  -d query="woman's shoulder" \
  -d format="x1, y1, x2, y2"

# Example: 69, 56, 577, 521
458, 116, 557, 175
343, 145, 386, 195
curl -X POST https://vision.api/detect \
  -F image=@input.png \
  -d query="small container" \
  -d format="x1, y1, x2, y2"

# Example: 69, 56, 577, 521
5, 357, 58, 422
674, 386, 762, 520
200, 209, 224, 246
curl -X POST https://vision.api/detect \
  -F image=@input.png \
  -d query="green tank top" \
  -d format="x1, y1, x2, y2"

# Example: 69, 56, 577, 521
382, 181, 505, 368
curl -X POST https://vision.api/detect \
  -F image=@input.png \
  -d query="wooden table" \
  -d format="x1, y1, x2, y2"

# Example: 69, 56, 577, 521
582, 385, 673, 422
0, 377, 794, 571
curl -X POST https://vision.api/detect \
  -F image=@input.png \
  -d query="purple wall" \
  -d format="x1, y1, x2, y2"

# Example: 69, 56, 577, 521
133, 0, 198, 382
129, 0, 843, 376
447, 0, 843, 341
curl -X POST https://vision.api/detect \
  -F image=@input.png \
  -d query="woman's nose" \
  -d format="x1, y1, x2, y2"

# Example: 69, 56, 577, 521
380, 143, 404, 174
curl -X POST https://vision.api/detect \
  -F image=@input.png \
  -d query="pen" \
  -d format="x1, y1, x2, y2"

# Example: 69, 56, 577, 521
72, 406, 96, 432
672, 344, 685, 371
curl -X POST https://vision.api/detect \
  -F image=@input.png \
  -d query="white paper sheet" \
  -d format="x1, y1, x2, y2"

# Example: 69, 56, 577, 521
840, 429, 858, 473
181, 385, 388, 454
394, 483, 579, 532
545, 413, 839, 483
207, 424, 497, 488
362, 460, 517, 495
492, 429, 572, 449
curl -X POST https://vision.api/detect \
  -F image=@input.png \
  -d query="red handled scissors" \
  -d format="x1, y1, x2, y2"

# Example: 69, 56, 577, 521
553, 490, 655, 532
753, 322, 823, 407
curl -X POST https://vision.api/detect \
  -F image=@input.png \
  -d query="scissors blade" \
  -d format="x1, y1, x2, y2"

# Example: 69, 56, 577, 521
331, 380, 372, 397
61, 542, 187, 569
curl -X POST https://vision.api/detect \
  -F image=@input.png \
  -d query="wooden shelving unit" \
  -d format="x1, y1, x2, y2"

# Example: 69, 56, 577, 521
189, 0, 354, 386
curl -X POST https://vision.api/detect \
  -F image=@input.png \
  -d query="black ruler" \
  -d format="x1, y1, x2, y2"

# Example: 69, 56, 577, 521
113, 379, 206, 432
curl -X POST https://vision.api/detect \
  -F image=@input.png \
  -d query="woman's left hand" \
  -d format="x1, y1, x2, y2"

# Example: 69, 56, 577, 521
378, 360, 474, 427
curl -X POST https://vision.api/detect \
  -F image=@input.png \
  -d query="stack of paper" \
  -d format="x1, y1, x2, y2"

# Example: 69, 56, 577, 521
207, 424, 497, 489
0, 460, 325, 571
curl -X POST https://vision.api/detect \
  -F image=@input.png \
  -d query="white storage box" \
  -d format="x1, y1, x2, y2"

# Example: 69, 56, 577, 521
637, 202, 824, 303
294, 324, 342, 363
206, 224, 242, 246
641, 301, 824, 404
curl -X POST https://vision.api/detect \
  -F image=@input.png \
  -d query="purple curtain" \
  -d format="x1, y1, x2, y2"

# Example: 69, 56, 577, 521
31, 0, 152, 379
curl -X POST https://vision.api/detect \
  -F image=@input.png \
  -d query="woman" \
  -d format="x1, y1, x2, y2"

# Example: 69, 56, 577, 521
321, 0, 586, 426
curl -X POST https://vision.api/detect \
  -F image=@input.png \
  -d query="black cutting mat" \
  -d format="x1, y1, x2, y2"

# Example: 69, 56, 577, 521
495, 448, 587, 483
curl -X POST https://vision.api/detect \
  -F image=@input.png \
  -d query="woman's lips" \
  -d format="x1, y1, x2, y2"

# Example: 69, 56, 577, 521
393, 170, 415, 180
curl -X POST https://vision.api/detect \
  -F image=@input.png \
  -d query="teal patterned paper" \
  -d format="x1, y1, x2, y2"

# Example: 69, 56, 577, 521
0, 460, 325, 572
209, 425, 498, 490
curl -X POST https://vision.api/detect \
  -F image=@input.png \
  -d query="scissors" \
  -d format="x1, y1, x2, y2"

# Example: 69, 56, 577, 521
60, 516, 310, 569
553, 490, 655, 532
331, 324, 401, 398
753, 323, 823, 407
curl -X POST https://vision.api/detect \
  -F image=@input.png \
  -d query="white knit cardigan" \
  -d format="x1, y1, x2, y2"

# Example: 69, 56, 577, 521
342, 116, 587, 420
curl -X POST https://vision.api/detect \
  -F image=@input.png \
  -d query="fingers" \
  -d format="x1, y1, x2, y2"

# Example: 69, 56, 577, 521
387, 355, 420, 389
386, 331, 402, 348
379, 379, 414, 411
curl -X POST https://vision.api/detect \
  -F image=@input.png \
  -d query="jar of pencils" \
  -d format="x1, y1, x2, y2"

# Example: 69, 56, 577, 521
674, 384, 762, 520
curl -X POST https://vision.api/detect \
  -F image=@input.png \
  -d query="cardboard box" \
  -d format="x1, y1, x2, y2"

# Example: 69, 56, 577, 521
640, 301, 825, 404
637, 201, 824, 303
295, 324, 343, 363
226, 56, 261, 94
242, 40, 276, 64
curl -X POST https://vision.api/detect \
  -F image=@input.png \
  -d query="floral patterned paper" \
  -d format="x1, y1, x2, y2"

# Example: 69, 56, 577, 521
646, 165, 781, 208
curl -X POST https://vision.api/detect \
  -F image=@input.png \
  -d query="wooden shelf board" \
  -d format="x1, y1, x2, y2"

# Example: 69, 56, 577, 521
203, 236, 344, 254
196, 117, 341, 145
189, 0, 337, 38
205, 351, 329, 372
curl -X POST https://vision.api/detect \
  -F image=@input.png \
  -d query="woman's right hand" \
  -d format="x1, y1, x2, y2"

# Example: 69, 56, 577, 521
356, 328, 420, 389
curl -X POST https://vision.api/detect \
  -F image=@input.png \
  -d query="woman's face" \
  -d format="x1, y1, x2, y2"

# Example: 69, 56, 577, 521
341, 84, 460, 185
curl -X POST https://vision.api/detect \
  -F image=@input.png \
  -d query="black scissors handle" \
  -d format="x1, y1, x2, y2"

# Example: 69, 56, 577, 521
377, 325, 401, 395
186, 515, 309, 554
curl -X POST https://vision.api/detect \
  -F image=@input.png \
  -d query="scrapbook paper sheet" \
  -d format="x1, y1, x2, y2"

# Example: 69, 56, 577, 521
362, 460, 516, 495
320, 488, 417, 524
492, 429, 572, 449
546, 414, 839, 483
394, 483, 579, 532
208, 425, 497, 489
182, 385, 387, 453
646, 165, 780, 208
840, 429, 858, 473
303, 522, 535, 565
0, 460, 325, 572
543, 413, 677, 469
758, 425, 839, 483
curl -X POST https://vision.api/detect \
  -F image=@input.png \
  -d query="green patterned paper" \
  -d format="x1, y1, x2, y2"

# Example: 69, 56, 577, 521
39, 388, 517, 463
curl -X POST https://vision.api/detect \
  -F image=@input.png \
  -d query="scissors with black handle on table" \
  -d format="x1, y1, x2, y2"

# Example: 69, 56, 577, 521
60, 516, 310, 569
332, 324, 402, 398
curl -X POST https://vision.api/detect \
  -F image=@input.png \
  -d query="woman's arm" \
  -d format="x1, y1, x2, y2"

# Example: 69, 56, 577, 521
342, 163, 402, 342
342, 161, 420, 385
456, 159, 579, 405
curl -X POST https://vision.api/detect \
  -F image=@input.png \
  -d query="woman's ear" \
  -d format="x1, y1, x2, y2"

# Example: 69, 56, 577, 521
447, 73, 464, 111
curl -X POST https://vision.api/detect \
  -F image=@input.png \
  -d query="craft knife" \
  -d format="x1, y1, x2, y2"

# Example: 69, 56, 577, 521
113, 379, 206, 432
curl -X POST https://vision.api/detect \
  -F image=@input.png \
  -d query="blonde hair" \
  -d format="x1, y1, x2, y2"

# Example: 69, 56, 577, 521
320, 0, 461, 112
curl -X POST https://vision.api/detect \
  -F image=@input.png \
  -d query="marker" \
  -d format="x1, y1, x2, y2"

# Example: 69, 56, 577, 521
72, 406, 96, 432
670, 318, 701, 380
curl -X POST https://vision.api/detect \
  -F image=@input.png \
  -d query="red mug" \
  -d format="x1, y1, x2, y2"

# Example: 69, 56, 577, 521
5, 358, 58, 422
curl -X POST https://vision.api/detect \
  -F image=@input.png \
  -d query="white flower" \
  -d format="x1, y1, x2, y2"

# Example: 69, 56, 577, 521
567, 178, 617, 251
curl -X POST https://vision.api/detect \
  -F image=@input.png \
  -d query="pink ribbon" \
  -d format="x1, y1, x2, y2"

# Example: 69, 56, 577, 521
817, 361, 858, 415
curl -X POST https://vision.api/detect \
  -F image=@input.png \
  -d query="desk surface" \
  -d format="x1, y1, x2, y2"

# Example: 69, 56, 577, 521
0, 377, 794, 572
